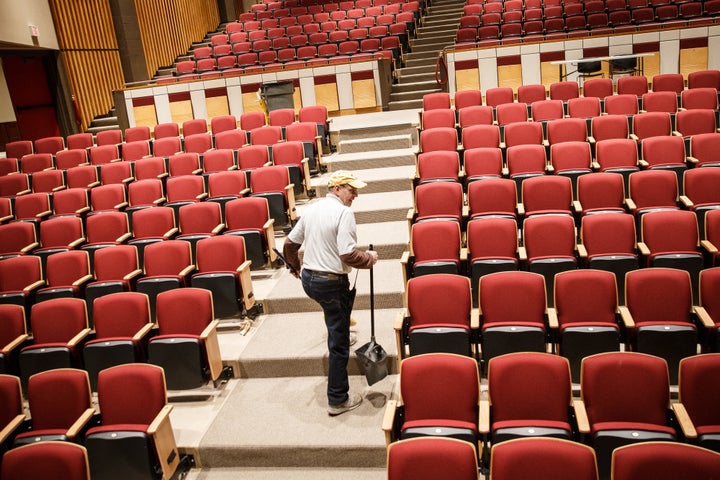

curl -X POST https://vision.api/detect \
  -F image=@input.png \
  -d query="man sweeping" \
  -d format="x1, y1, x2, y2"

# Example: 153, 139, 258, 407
283, 170, 378, 416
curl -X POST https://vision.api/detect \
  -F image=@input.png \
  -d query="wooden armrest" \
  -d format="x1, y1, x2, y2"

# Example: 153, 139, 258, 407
200, 319, 220, 340
23, 280, 45, 293
87, 181, 100, 188
629, 134, 639, 141
672, 130, 682, 137
637, 242, 650, 256
573, 200, 582, 213
195, 193, 208, 200
68, 328, 91, 347
263, 161, 272, 167
157, 172, 169, 179
113, 201, 128, 210
263, 219, 274, 230
20, 242, 39, 253
638, 159, 649, 168
591, 161, 600, 170
574, 399, 590, 433
52, 185, 67, 192
479, 399, 490, 434
576, 243, 587, 259
122, 176, 134, 184
147, 404, 174, 435
17, 189, 32, 196
69, 237, 86, 248
72, 274, 94, 287
694, 306, 716, 330
400, 250, 410, 266
618, 306, 635, 328
701, 239, 718, 254
672, 402, 698, 439
192, 168, 203, 175
116, 232, 132, 243
587, 136, 596, 144
0, 415, 25, 444
36, 210, 52, 219
460, 247, 468, 262
625, 198, 636, 211
501, 167, 509, 176
179, 265, 196, 277
686, 156, 698, 164
547, 307, 559, 329
163, 227, 178, 239
66, 407, 96, 439
382, 399, 398, 445
132, 322, 155, 342
517, 246, 527, 261
236, 260, 252, 274
471, 308, 480, 329
516, 203, 525, 216
0, 215, 13, 222
153, 197, 166, 205
546, 164, 555, 173
2, 334, 29, 355
75, 206, 91, 214
239, 188, 250, 196
406, 207, 415, 220
679, 195, 693, 208
211, 223, 226, 235
393, 310, 406, 331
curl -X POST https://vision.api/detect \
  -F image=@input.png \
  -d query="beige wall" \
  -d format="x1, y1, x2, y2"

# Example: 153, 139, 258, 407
0, 0, 59, 49
0, 59, 15, 123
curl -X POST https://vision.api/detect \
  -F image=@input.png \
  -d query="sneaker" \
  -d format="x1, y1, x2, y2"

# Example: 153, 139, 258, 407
328, 393, 363, 417
350, 332, 357, 346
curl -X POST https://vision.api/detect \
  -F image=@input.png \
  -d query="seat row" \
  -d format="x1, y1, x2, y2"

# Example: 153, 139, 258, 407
174, 42, 398, 76
236, 0, 422, 23
455, 0, 719, 45
416, 114, 719, 174
2, 107, 331, 161
424, 73, 720, 112
0, 280, 230, 391
0, 363, 192, 480
383, 350, 720, 480
388, 436, 720, 480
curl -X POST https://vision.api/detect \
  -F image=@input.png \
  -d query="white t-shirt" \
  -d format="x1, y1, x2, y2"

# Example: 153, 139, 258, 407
287, 193, 357, 274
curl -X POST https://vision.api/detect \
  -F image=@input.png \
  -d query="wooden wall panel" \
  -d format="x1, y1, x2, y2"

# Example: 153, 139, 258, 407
49, 0, 125, 132
135, 0, 220, 79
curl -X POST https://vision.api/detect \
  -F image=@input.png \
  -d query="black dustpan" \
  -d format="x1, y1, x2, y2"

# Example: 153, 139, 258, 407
355, 245, 388, 386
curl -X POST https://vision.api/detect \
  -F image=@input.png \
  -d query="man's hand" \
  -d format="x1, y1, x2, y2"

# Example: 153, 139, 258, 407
368, 250, 379, 267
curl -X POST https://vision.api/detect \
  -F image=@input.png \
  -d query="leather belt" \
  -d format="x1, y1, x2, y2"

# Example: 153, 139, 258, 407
305, 269, 347, 281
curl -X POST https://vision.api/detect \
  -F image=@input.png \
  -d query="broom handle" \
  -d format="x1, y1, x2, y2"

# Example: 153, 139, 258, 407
369, 244, 375, 341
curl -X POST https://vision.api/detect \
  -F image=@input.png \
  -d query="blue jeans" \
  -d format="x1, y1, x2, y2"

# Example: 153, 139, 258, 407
301, 269, 353, 406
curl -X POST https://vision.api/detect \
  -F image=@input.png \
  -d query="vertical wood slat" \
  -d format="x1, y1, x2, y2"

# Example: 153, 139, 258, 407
48, 0, 124, 132
135, 0, 220, 79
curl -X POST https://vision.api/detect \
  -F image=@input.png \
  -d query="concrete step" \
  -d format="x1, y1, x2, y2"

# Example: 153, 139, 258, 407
389, 86, 441, 102
227, 309, 401, 378
397, 64, 438, 77
337, 134, 412, 154
311, 166, 415, 198
393, 78, 439, 92
325, 148, 417, 171
410, 41, 453, 53
331, 111, 418, 145
186, 467, 387, 480
388, 98, 425, 110
258, 258, 406, 315
89, 116, 119, 128
178, 374, 397, 468
417, 25, 459, 36
404, 57, 437, 68
422, 12, 463, 23
412, 34, 457, 46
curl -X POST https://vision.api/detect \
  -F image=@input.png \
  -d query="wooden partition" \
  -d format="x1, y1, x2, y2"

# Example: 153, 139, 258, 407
135, 0, 220, 80
48, 0, 125, 132
48, 0, 219, 132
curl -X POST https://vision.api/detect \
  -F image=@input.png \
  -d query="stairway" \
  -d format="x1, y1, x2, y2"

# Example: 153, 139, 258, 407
388, 0, 464, 111
173, 110, 422, 479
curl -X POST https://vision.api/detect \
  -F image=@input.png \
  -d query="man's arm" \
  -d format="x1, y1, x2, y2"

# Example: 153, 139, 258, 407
341, 249, 378, 269
283, 239, 302, 277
